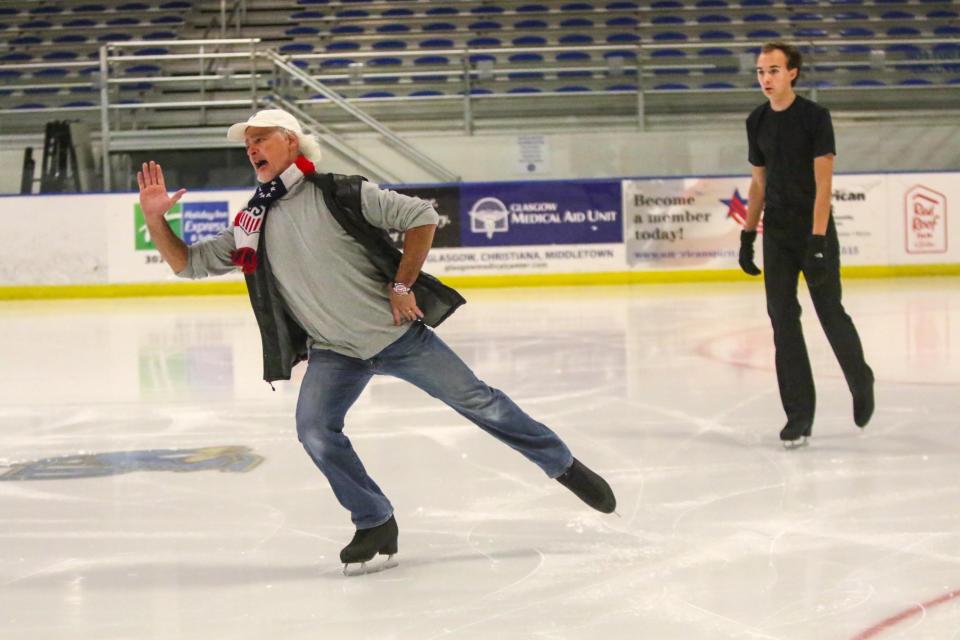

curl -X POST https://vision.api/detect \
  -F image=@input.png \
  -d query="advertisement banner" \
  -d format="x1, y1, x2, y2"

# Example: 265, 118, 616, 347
623, 177, 748, 270
108, 190, 245, 284
830, 174, 888, 266
387, 185, 461, 249
459, 181, 622, 248
886, 173, 956, 264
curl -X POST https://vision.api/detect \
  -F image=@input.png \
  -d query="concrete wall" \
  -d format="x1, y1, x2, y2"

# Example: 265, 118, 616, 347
2, 121, 958, 193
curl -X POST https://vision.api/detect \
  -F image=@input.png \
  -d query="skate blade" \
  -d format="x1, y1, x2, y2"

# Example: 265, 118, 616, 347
782, 436, 809, 450
342, 554, 399, 577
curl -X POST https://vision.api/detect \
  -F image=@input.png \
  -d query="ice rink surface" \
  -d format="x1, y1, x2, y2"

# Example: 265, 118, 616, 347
0, 278, 957, 640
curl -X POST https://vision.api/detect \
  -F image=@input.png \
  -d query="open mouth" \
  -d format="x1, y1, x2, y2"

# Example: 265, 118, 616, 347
254, 159, 268, 169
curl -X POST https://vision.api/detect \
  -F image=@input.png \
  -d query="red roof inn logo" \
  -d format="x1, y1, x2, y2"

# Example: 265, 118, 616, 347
905, 185, 947, 254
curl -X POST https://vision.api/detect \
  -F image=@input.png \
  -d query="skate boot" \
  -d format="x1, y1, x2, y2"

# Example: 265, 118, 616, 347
340, 515, 399, 576
853, 370, 875, 428
780, 420, 812, 449
556, 458, 616, 514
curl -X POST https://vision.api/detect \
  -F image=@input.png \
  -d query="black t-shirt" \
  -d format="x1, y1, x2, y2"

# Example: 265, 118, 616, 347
746, 95, 835, 227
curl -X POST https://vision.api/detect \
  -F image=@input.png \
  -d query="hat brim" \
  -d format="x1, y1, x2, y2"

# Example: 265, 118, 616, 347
226, 122, 250, 143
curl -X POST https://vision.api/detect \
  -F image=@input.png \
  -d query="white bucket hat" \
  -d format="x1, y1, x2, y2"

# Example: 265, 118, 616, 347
226, 108, 323, 163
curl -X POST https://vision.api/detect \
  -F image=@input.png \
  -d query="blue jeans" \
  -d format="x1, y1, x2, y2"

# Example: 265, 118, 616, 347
295, 323, 574, 529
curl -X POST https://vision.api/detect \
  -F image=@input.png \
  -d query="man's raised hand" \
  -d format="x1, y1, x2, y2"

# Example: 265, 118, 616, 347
137, 161, 186, 221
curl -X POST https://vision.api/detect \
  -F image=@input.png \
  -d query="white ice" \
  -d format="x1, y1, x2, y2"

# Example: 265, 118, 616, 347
0, 279, 958, 639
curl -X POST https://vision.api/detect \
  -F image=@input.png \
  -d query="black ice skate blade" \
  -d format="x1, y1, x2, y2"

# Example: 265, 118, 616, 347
781, 436, 809, 450
342, 553, 399, 577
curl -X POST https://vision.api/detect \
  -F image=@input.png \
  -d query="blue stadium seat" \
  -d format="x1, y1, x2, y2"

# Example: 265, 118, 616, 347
280, 43, 314, 53
561, 2, 594, 10
651, 0, 682, 6
652, 16, 685, 24
414, 55, 449, 65
606, 83, 637, 91
383, 8, 414, 17
516, 19, 548, 29
74, 3, 106, 11
369, 56, 402, 66
839, 44, 870, 53
65, 18, 97, 27
35, 68, 69, 78
360, 91, 395, 98
286, 26, 319, 36
291, 10, 323, 19
424, 22, 456, 32
899, 78, 932, 86
881, 10, 914, 19
467, 37, 501, 47
118, 2, 149, 10
928, 10, 958, 18
607, 1, 638, 7
887, 26, 921, 36
0, 69, 23, 79
934, 26, 960, 36
702, 81, 736, 88
561, 34, 594, 45
700, 30, 734, 40
794, 28, 828, 38
11, 35, 44, 45
107, 16, 141, 25
513, 35, 547, 46
887, 43, 923, 55
747, 29, 781, 39
561, 18, 594, 28
336, 9, 368, 17
608, 16, 638, 27
160, 1, 192, 8
699, 47, 734, 56
419, 38, 454, 48
507, 86, 541, 94
327, 41, 360, 51
321, 57, 353, 67
835, 11, 868, 20
840, 27, 874, 37
20, 19, 53, 29
426, 6, 458, 15
373, 40, 407, 50
556, 51, 591, 61
54, 34, 88, 43
742, 0, 773, 5
64, 101, 96, 107
744, 13, 777, 22
0, 7, 19, 15
468, 20, 502, 31
150, 15, 183, 24
558, 69, 592, 78
516, 4, 547, 12
332, 25, 364, 34
378, 24, 411, 33
409, 90, 445, 96
471, 5, 505, 13
15, 103, 49, 109
510, 52, 544, 63
790, 12, 823, 21
30, 5, 64, 14
653, 32, 688, 41
43, 51, 79, 60
557, 85, 590, 92
652, 48, 686, 58
608, 33, 640, 43
654, 82, 688, 89
698, 14, 732, 23
135, 47, 170, 56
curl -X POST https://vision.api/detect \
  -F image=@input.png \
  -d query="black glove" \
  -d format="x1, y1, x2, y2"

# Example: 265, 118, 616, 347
804, 234, 828, 288
738, 230, 762, 276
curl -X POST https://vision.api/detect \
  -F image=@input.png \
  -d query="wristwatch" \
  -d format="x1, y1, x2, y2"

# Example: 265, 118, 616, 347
390, 281, 412, 296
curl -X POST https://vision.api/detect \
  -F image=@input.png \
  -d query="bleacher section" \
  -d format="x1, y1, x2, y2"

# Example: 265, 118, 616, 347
0, 0, 957, 132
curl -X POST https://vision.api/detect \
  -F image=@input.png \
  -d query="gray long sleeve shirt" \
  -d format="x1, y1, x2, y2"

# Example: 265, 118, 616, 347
178, 178, 439, 360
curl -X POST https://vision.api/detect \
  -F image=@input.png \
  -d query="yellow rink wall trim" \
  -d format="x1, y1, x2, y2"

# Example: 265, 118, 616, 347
1, 264, 958, 301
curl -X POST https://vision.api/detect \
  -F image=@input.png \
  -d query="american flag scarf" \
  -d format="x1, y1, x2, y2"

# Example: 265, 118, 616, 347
231, 155, 316, 274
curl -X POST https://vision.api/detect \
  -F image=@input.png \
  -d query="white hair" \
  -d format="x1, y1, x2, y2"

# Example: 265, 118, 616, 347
277, 126, 323, 164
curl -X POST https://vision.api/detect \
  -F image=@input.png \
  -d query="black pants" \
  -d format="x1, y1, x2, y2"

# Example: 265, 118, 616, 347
762, 219, 872, 426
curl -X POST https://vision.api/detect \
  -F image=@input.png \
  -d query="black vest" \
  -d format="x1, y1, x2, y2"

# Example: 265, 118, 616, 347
243, 172, 466, 383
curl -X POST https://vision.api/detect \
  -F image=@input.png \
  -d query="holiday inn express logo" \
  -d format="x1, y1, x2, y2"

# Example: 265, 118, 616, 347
134, 201, 230, 250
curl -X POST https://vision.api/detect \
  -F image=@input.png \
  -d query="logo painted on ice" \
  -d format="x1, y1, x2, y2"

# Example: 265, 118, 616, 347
469, 197, 510, 239
0, 446, 264, 481
905, 185, 947, 254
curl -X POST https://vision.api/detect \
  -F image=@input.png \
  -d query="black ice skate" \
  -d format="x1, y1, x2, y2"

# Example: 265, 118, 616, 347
853, 374, 875, 428
780, 420, 812, 449
340, 515, 399, 577
556, 458, 617, 514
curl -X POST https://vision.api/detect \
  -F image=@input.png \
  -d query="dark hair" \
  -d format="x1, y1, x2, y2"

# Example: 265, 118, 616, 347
760, 41, 802, 87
